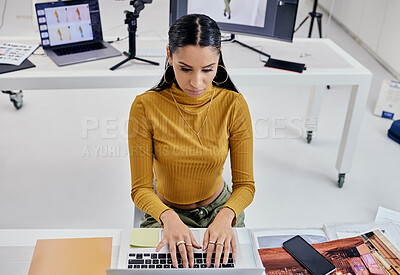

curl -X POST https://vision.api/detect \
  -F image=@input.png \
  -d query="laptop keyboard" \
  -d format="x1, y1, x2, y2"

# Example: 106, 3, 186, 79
127, 252, 235, 269
53, 42, 105, 56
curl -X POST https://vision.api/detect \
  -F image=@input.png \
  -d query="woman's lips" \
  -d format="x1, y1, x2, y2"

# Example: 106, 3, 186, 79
187, 89, 204, 96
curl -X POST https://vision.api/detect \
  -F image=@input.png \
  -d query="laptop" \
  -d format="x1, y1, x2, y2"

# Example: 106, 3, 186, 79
35, 0, 121, 66
106, 228, 265, 274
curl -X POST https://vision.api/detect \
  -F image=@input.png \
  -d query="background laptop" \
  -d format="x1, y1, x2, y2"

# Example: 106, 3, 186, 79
107, 228, 265, 274
35, 0, 121, 66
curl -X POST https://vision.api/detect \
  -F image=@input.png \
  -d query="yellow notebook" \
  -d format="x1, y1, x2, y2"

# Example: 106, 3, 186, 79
28, 237, 112, 275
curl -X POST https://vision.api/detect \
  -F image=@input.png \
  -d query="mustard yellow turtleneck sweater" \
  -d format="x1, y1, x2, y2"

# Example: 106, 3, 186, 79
128, 83, 255, 224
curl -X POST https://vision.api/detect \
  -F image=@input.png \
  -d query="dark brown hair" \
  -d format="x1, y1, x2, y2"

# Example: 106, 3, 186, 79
153, 14, 238, 93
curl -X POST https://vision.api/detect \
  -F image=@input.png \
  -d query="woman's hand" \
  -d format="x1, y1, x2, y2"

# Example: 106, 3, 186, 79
156, 209, 201, 268
203, 207, 237, 268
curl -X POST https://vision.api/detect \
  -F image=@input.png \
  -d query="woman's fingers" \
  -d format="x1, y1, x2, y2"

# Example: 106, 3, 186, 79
178, 233, 200, 268
202, 230, 210, 251
204, 230, 237, 267
214, 238, 225, 268
155, 238, 167, 252
160, 213, 202, 268
186, 231, 201, 268
177, 239, 189, 268
223, 238, 231, 264
184, 235, 195, 268
231, 233, 237, 260
169, 239, 179, 268
164, 232, 235, 268
205, 231, 218, 267
206, 240, 216, 267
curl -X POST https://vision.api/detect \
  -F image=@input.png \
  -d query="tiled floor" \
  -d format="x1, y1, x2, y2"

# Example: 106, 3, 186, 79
0, 0, 399, 230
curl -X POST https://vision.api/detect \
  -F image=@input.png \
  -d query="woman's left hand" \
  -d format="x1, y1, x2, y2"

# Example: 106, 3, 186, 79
203, 207, 237, 268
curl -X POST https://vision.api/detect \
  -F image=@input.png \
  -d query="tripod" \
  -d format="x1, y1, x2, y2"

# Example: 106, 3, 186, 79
110, 1, 159, 71
294, 0, 323, 38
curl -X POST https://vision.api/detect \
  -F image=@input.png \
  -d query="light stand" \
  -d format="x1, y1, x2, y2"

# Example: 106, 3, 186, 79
110, 0, 159, 71
294, 0, 323, 38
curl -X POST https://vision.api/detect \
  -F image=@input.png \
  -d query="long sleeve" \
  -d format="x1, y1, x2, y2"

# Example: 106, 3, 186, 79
128, 85, 255, 226
128, 96, 170, 224
224, 94, 255, 223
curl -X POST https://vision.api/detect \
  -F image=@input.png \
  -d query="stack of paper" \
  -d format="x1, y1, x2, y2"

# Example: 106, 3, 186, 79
0, 43, 38, 66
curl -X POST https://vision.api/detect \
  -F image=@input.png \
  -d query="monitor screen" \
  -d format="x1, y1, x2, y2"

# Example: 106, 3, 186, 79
35, 0, 103, 48
170, 0, 299, 42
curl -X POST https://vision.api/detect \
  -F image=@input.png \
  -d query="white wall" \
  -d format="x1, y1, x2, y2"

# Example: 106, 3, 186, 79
319, 0, 399, 79
357, 0, 387, 53
376, 0, 400, 77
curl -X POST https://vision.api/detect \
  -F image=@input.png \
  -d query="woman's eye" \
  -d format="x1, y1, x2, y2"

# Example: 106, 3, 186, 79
203, 69, 213, 73
180, 67, 191, 72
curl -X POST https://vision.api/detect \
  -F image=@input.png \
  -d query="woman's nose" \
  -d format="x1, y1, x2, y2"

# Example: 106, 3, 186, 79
190, 73, 202, 88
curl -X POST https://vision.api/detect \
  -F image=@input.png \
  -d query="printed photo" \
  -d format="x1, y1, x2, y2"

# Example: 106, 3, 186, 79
259, 236, 385, 275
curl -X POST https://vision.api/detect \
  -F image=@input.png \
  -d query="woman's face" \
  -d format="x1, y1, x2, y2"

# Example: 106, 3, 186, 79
167, 45, 220, 98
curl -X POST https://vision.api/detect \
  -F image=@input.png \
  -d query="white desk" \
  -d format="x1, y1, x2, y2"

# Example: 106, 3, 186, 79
0, 37, 372, 186
0, 228, 259, 274
0, 229, 122, 275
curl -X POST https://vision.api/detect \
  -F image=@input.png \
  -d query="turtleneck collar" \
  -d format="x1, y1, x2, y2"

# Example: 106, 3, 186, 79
169, 83, 215, 106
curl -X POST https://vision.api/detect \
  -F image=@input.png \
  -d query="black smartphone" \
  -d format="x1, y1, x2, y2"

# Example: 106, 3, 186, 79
283, 235, 336, 275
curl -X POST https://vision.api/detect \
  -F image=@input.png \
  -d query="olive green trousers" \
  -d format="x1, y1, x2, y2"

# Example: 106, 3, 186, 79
140, 183, 245, 228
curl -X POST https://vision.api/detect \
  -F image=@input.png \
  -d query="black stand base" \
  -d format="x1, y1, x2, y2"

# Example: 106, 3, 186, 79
110, 52, 159, 71
109, 7, 159, 71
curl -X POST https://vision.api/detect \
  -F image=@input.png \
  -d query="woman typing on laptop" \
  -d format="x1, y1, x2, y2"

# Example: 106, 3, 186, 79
128, 14, 255, 269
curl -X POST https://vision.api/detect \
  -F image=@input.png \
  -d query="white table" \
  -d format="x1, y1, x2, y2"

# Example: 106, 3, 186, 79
0, 229, 122, 275
0, 228, 259, 274
0, 37, 372, 186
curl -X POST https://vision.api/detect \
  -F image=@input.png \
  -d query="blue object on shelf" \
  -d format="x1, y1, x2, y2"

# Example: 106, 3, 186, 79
388, 119, 400, 144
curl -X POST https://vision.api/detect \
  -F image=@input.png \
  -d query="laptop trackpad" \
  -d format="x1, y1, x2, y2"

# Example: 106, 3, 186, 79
160, 229, 202, 251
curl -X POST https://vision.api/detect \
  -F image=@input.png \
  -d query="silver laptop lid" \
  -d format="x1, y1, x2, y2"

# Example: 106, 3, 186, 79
35, 0, 103, 49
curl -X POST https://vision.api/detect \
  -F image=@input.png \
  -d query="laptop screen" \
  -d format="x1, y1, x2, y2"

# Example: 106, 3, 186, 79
35, 0, 104, 48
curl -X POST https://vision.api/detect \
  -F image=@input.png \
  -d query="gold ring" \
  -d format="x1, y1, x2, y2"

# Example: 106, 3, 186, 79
216, 242, 224, 247
185, 243, 192, 247
209, 241, 216, 245
176, 241, 185, 246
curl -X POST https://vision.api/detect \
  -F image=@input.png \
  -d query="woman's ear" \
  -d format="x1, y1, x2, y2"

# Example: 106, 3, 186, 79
166, 46, 172, 66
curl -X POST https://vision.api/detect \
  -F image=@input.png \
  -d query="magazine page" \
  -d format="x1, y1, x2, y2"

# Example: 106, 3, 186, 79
361, 230, 400, 275
324, 221, 400, 250
258, 236, 385, 275
250, 228, 328, 250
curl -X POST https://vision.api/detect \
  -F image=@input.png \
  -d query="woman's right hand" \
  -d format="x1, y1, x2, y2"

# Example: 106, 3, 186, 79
156, 209, 201, 268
